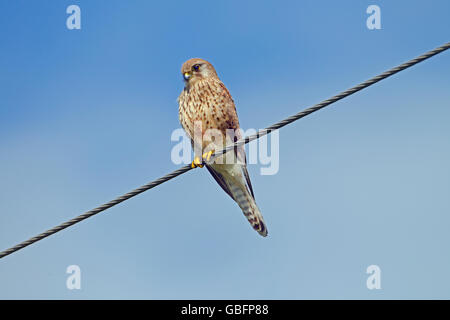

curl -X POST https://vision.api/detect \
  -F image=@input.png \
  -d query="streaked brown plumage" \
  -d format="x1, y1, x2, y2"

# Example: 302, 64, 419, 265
178, 58, 268, 237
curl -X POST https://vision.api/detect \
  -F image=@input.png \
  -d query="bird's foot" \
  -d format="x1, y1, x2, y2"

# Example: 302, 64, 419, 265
191, 150, 214, 168
191, 156, 204, 168
202, 150, 214, 162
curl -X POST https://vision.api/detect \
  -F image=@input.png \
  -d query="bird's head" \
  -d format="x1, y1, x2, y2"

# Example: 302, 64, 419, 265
181, 58, 218, 86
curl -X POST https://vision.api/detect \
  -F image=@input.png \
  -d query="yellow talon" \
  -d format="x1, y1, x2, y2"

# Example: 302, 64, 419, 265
202, 150, 214, 162
191, 150, 214, 168
191, 156, 204, 168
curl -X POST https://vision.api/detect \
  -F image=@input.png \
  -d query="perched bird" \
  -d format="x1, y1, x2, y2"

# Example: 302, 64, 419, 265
178, 58, 268, 237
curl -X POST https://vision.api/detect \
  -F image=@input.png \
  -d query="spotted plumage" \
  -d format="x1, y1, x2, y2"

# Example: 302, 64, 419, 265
178, 58, 268, 237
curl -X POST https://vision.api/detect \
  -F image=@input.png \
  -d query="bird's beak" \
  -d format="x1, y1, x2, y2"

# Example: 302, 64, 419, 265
183, 72, 191, 81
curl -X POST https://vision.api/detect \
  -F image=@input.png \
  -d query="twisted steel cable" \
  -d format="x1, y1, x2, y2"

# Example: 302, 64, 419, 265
212, 42, 450, 158
0, 42, 449, 260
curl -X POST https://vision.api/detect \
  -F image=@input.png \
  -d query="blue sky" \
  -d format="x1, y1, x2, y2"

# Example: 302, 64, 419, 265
0, 0, 449, 299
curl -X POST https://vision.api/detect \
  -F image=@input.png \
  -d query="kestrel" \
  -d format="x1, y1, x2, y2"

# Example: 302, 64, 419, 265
178, 58, 268, 237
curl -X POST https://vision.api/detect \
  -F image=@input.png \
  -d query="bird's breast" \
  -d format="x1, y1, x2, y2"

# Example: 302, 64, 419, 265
179, 80, 228, 136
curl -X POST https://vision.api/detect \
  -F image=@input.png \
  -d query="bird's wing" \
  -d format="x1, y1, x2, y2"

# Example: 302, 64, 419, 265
241, 164, 255, 199
217, 81, 256, 200
232, 120, 255, 199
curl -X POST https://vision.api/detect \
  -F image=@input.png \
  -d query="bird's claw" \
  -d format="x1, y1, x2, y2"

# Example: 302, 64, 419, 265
191, 150, 214, 168
202, 150, 214, 162
191, 156, 204, 168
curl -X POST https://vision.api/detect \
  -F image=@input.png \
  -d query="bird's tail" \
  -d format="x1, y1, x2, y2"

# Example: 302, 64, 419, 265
229, 183, 268, 237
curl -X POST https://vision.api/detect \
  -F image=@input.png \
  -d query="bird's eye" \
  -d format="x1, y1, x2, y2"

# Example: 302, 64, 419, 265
193, 64, 200, 71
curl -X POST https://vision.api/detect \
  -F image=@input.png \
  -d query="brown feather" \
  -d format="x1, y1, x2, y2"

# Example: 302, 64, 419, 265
178, 58, 267, 236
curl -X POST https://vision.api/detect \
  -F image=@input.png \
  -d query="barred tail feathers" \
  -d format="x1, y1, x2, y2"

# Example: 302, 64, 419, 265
229, 183, 268, 237
208, 163, 268, 237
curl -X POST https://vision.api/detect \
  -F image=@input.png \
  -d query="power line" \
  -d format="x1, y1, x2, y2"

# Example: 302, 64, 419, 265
1, 42, 449, 260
